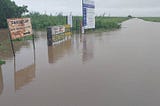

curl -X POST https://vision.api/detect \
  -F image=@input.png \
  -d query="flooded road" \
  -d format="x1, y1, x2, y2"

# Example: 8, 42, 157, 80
1, 18, 160, 106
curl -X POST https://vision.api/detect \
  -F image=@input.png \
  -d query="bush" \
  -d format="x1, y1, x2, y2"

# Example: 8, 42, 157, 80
24, 12, 129, 30
95, 17, 129, 29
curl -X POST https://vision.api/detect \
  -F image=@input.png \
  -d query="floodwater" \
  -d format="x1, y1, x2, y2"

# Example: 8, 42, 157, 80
1, 18, 160, 106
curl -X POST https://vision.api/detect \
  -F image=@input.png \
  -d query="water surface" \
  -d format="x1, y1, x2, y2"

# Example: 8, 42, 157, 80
1, 19, 160, 106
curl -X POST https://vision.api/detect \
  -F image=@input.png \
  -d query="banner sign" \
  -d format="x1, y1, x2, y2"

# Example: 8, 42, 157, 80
47, 25, 72, 46
82, 0, 95, 29
7, 18, 32, 40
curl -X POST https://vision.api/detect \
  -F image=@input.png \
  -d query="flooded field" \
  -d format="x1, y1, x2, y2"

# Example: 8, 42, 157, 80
1, 18, 160, 106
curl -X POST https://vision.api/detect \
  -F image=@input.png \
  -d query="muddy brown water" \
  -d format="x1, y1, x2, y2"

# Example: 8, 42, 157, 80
1, 18, 160, 106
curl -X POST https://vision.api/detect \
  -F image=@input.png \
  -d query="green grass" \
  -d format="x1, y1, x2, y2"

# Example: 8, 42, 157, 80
24, 12, 129, 30
24, 12, 68, 29
0, 60, 5, 65
140, 17, 160, 22
95, 17, 129, 29
12, 35, 34, 41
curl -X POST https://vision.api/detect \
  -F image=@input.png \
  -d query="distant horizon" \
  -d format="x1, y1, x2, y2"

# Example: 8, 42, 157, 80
12, 0, 160, 17
23, 10, 160, 17
25, 12, 160, 17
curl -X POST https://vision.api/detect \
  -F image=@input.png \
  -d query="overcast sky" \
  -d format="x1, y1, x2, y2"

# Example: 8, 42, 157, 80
12, 0, 160, 16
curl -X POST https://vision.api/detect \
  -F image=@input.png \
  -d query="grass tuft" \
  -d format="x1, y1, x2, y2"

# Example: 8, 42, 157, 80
0, 60, 5, 65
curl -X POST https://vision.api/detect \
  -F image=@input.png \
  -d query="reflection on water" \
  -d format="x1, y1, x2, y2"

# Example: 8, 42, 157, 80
48, 39, 72, 63
82, 35, 94, 63
0, 29, 31, 60
14, 63, 36, 90
0, 66, 3, 95
47, 33, 94, 64
14, 50, 36, 90
73, 34, 94, 63
33, 30, 47, 41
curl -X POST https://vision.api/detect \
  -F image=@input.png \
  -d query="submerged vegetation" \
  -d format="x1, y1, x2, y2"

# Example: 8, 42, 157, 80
0, 60, 5, 65
140, 17, 160, 22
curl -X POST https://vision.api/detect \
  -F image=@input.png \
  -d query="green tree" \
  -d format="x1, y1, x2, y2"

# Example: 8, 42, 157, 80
0, 0, 28, 28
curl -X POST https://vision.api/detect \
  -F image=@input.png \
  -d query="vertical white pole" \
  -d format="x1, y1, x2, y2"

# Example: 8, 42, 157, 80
82, 27, 85, 34
82, 0, 85, 34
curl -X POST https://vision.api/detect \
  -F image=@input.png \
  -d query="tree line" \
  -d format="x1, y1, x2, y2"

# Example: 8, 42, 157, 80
0, 0, 28, 28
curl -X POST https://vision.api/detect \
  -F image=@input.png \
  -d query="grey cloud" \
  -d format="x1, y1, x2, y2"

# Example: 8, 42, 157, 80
96, 0, 160, 8
13, 0, 160, 16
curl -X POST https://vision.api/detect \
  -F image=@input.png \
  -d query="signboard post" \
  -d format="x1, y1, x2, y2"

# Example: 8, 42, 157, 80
82, 0, 95, 33
67, 13, 73, 28
7, 18, 33, 56
8, 33, 15, 57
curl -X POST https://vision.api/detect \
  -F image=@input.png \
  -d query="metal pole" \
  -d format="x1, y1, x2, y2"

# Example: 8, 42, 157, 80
66, 16, 68, 25
14, 57, 16, 92
32, 34, 35, 50
8, 34, 15, 57
76, 19, 78, 33
82, 0, 85, 34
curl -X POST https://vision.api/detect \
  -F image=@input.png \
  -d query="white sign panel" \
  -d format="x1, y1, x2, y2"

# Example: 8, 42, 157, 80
83, 0, 95, 29
86, 8, 95, 29
7, 18, 32, 39
51, 25, 65, 35
83, 0, 94, 5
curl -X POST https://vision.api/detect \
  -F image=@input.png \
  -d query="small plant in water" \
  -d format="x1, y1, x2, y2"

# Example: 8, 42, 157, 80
0, 60, 5, 65
13, 35, 34, 41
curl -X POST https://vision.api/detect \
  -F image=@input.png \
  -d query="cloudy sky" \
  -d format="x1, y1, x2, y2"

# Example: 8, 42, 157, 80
12, 0, 160, 16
